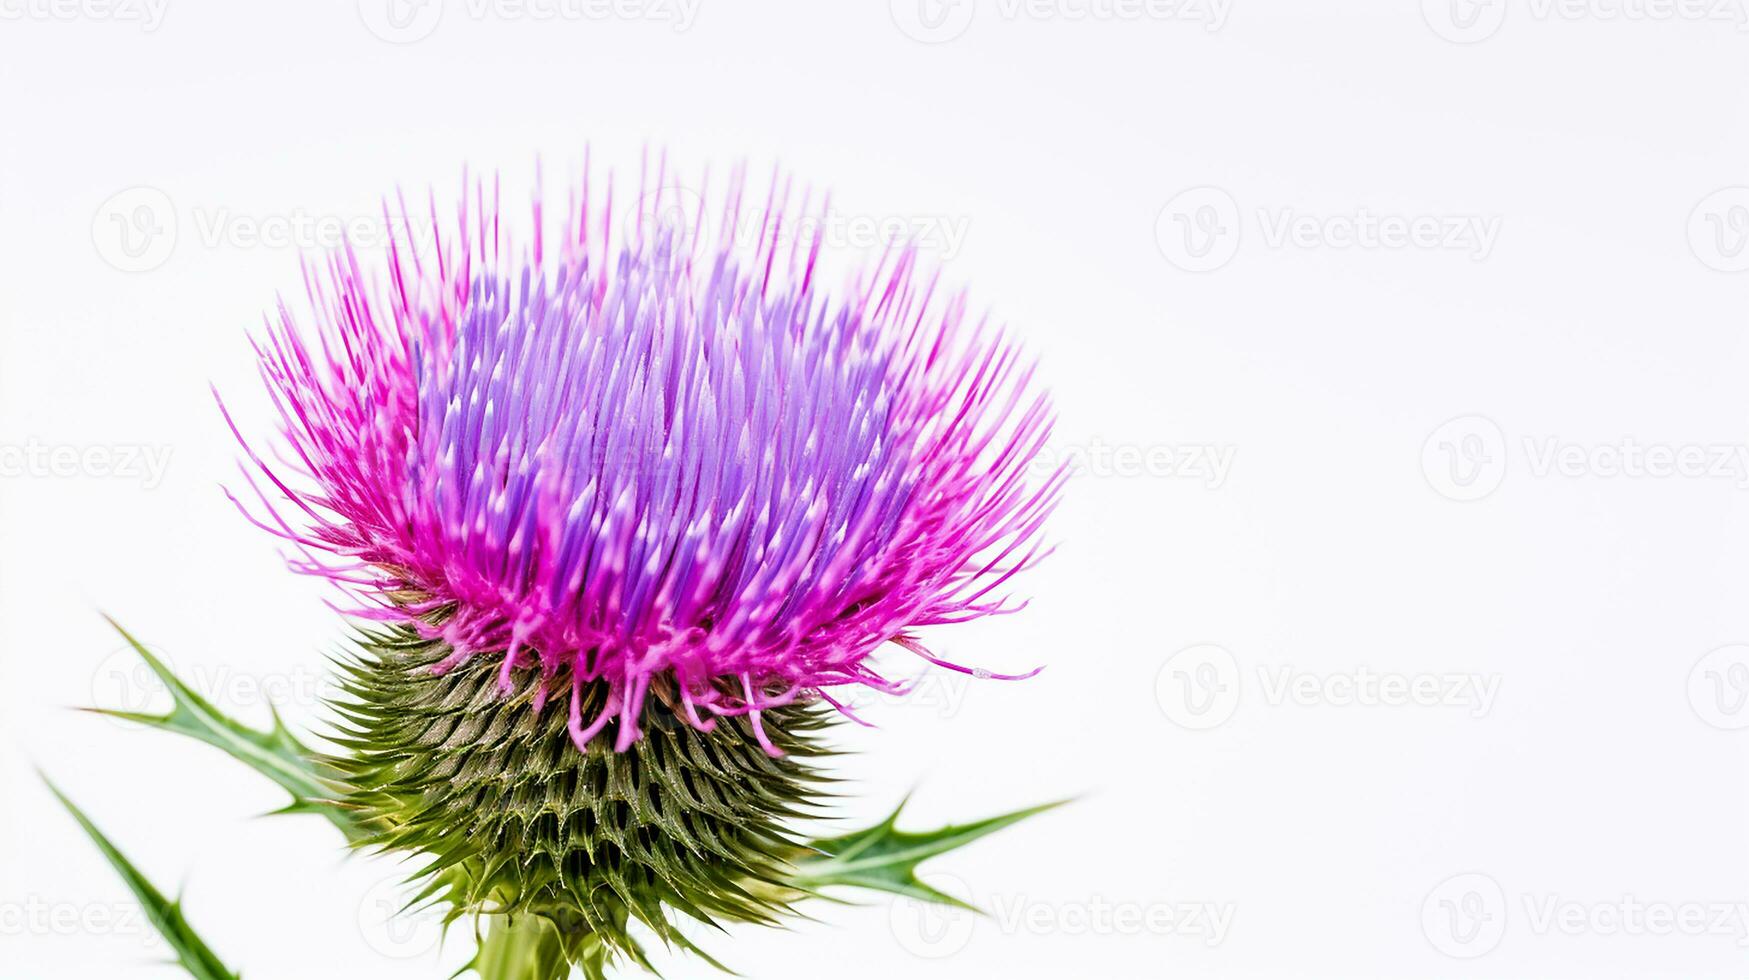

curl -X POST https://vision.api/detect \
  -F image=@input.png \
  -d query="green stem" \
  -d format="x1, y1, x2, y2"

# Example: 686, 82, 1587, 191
474, 915, 571, 980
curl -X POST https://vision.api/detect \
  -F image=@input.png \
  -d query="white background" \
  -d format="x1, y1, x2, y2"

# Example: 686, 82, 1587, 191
5, 1, 1749, 978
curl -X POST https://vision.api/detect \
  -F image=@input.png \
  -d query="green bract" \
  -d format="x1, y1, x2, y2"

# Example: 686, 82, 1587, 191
330, 625, 833, 975
51, 622, 1065, 980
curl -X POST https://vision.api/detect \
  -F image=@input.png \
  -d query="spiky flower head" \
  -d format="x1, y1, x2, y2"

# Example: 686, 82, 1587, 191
233, 157, 1061, 972
240, 161, 1060, 748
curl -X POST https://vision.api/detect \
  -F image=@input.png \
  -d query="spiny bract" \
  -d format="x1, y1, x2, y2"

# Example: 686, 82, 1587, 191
330, 624, 831, 972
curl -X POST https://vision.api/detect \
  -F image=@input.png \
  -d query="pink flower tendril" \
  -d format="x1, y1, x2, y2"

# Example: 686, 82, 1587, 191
226, 154, 1064, 754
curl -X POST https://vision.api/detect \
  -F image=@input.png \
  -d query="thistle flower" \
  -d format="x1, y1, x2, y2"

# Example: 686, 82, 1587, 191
230, 158, 1062, 973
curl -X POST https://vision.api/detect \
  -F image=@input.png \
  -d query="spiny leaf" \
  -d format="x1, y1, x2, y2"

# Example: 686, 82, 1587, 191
789, 796, 1071, 910
81, 618, 1073, 958
43, 775, 243, 980
84, 616, 372, 843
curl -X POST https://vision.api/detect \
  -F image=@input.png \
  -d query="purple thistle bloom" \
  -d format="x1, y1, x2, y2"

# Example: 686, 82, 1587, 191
232, 160, 1063, 754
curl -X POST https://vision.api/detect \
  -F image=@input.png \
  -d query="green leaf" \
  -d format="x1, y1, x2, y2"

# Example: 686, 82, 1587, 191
44, 776, 243, 980
85, 617, 372, 843
84, 619, 1070, 926
788, 796, 1071, 910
